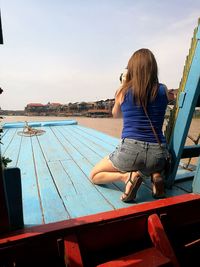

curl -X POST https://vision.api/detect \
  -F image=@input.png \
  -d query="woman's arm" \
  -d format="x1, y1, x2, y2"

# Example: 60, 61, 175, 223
112, 98, 122, 118
112, 89, 123, 118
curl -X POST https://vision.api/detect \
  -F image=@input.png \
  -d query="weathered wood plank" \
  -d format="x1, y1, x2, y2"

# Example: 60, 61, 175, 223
174, 180, 192, 193
53, 126, 102, 165
1, 128, 17, 155
70, 125, 116, 152
48, 160, 114, 218
17, 136, 43, 225
50, 126, 86, 161
75, 125, 119, 146
2, 129, 22, 167
1, 122, 194, 227
35, 127, 71, 162
193, 156, 200, 193
51, 127, 128, 209
77, 160, 152, 209
167, 25, 200, 186
61, 126, 111, 158
1, 128, 8, 137
144, 178, 188, 198
31, 136, 70, 223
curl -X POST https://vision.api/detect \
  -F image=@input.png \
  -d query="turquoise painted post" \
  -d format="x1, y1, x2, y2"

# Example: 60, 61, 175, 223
167, 25, 200, 187
192, 156, 200, 193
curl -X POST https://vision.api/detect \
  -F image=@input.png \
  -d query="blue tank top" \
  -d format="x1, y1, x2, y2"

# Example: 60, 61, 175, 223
121, 84, 168, 143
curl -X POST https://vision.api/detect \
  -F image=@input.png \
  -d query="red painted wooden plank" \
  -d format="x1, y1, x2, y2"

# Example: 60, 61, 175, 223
76, 215, 148, 253
0, 194, 200, 246
148, 214, 180, 267
96, 247, 172, 267
64, 234, 83, 267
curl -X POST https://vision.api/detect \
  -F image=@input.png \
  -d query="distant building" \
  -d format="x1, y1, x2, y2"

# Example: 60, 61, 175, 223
25, 102, 62, 116
86, 109, 111, 118
25, 103, 45, 115
23, 98, 115, 117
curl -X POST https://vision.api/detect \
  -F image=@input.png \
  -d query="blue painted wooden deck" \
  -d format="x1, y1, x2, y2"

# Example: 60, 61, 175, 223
1, 121, 194, 226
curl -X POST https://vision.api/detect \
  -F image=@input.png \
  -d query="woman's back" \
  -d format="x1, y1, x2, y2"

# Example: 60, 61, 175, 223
121, 83, 168, 143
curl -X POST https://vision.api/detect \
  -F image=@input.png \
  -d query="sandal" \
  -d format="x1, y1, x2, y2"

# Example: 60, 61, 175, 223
121, 172, 143, 202
151, 174, 165, 199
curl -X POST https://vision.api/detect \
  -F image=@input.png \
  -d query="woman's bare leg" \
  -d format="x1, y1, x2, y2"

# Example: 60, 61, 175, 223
151, 172, 165, 198
90, 156, 127, 184
90, 156, 141, 200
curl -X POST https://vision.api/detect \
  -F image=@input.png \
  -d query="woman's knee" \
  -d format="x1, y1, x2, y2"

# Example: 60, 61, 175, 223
89, 168, 97, 182
89, 157, 107, 180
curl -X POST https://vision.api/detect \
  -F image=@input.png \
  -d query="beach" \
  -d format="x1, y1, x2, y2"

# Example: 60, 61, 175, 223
2, 115, 199, 141
2, 115, 199, 166
1, 114, 199, 169
2, 116, 123, 138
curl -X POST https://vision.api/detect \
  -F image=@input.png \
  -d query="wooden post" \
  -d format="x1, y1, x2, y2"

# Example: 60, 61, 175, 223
167, 24, 200, 187
192, 156, 200, 193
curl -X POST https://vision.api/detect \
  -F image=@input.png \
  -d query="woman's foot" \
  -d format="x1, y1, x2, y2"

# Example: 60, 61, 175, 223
121, 172, 143, 202
151, 173, 165, 199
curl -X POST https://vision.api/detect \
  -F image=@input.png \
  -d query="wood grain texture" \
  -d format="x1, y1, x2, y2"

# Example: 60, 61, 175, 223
1, 123, 196, 226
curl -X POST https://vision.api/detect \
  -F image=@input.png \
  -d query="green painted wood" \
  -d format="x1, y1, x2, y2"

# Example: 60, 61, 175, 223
35, 127, 71, 162
31, 136, 70, 223
2, 130, 22, 167
17, 136, 43, 225
48, 160, 113, 218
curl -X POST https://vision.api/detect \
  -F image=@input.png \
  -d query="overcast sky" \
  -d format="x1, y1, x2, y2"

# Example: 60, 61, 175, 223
0, 0, 200, 110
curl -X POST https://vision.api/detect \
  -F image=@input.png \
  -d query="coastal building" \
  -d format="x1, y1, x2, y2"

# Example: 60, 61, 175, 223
25, 102, 62, 116
23, 99, 115, 117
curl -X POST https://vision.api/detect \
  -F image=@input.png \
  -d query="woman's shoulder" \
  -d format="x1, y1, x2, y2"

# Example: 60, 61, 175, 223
158, 83, 168, 94
159, 83, 167, 90
158, 83, 169, 102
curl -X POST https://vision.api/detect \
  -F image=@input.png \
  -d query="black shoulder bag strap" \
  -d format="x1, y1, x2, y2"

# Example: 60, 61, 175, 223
142, 104, 162, 147
142, 104, 172, 178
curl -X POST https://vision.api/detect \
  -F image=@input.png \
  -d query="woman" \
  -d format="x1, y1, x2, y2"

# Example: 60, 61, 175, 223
90, 48, 171, 202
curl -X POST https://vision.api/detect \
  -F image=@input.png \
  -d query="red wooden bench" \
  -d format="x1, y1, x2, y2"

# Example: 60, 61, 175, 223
64, 213, 180, 267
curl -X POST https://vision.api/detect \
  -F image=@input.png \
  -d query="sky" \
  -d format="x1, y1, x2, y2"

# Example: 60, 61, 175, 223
0, 0, 200, 110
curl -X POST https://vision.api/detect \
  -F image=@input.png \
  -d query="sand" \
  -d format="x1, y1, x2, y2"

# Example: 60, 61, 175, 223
2, 115, 199, 141
2, 115, 123, 138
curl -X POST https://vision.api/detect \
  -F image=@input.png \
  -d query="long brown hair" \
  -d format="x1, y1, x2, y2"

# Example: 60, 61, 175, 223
116, 48, 159, 107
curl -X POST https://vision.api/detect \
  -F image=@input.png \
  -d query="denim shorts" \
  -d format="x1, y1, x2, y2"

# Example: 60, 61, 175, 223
109, 138, 169, 177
